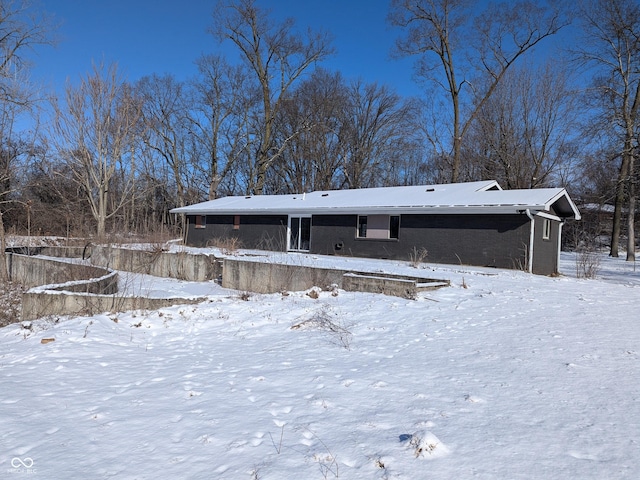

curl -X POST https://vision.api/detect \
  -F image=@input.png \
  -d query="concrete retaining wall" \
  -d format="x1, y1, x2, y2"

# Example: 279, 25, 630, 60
7, 253, 114, 290
9, 244, 450, 321
222, 260, 345, 293
342, 273, 419, 299
88, 245, 222, 282
21, 291, 204, 321
14, 245, 448, 300
6, 253, 206, 321
221, 258, 449, 298
6, 246, 88, 258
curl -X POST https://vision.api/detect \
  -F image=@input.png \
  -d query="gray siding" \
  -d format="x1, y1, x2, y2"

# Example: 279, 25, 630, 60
183, 212, 561, 275
311, 214, 532, 270
185, 215, 287, 251
532, 216, 560, 275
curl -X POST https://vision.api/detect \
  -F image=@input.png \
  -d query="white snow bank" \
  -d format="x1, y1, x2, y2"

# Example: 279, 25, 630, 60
1, 252, 639, 479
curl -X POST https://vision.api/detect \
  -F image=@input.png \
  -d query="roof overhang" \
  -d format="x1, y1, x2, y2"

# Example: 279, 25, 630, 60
171, 205, 569, 217
169, 182, 581, 220
546, 189, 581, 220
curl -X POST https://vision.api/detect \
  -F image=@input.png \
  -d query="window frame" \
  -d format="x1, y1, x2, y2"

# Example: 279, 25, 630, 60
389, 215, 400, 239
194, 215, 206, 229
288, 215, 312, 252
542, 218, 551, 240
357, 215, 368, 238
356, 214, 400, 240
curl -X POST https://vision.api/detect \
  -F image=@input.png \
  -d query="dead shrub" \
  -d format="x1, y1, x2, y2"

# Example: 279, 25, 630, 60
306, 288, 320, 299
409, 247, 428, 268
207, 236, 243, 255
575, 248, 601, 279
0, 281, 25, 327
291, 306, 352, 349
147, 242, 169, 254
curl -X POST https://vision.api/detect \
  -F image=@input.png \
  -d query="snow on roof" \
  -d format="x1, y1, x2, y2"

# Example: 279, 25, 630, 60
171, 180, 581, 219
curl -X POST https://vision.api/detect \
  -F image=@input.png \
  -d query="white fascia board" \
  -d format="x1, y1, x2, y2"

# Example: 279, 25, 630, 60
535, 211, 562, 222
476, 180, 502, 191
546, 189, 582, 220
173, 205, 548, 216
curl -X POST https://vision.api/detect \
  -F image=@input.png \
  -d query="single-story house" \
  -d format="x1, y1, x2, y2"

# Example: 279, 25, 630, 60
170, 180, 580, 275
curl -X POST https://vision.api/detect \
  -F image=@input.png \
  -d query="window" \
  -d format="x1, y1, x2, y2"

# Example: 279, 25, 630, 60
233, 215, 240, 230
357, 216, 368, 238
542, 218, 551, 240
389, 215, 400, 239
194, 215, 206, 229
357, 215, 400, 239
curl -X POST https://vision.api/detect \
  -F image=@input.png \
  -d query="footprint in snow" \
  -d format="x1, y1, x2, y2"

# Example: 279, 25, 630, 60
464, 394, 485, 403
568, 450, 598, 461
250, 433, 264, 447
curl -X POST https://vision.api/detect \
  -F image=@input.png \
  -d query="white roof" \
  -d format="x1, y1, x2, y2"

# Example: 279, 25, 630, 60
171, 180, 581, 219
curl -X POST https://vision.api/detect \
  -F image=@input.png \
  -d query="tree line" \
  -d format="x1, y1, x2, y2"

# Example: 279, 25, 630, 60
1, 0, 639, 261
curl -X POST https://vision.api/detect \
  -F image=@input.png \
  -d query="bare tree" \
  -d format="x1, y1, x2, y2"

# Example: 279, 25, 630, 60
389, 0, 569, 183
136, 74, 192, 208
575, 0, 640, 260
465, 62, 579, 189
270, 68, 347, 193
190, 54, 253, 199
0, 0, 56, 279
52, 62, 141, 238
340, 80, 420, 189
209, 0, 334, 194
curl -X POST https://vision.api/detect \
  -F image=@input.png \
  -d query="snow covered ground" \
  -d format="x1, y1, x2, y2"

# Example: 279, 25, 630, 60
1, 250, 639, 479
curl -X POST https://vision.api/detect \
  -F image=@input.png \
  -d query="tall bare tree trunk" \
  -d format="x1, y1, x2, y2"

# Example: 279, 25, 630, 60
627, 154, 636, 261
610, 156, 629, 257
0, 210, 8, 281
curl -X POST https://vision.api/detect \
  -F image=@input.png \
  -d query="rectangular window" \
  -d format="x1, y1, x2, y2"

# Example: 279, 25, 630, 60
194, 215, 206, 229
300, 217, 311, 250
542, 218, 551, 240
290, 217, 300, 249
357, 216, 368, 238
233, 215, 240, 230
390, 215, 400, 239
357, 214, 400, 239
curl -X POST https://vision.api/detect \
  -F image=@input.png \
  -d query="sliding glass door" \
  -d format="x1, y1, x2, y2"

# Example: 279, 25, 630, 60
288, 216, 311, 251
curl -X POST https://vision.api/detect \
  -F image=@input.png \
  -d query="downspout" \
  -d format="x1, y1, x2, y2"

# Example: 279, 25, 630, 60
525, 209, 535, 274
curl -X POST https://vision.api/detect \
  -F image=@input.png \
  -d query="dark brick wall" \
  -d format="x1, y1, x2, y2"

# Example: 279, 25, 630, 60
184, 212, 560, 274
311, 213, 532, 270
185, 215, 287, 251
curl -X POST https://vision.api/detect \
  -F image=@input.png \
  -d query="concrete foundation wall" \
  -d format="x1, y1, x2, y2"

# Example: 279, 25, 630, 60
21, 292, 204, 321
6, 246, 88, 258
88, 245, 222, 282
9, 244, 450, 321
221, 258, 448, 298
6, 253, 206, 321
342, 273, 418, 299
222, 260, 345, 293
7, 253, 113, 289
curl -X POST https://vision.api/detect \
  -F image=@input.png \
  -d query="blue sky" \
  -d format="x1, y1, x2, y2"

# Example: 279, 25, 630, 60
35, 0, 421, 98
